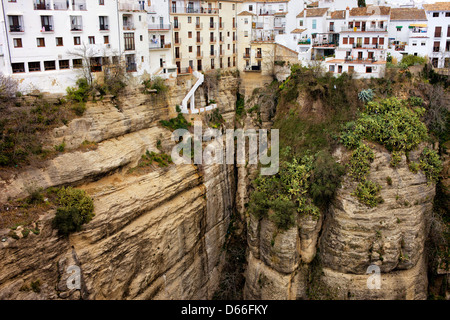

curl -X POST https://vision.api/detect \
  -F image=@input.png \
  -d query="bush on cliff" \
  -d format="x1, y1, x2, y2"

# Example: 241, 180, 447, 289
52, 187, 94, 236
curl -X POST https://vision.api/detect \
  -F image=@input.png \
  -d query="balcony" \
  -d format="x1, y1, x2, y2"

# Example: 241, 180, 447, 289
274, 23, 286, 29
34, 1, 51, 10
53, 1, 68, 10
195, 23, 203, 30
256, 53, 262, 59
341, 25, 388, 32
219, 22, 224, 29
72, 0, 87, 11
148, 24, 171, 30
210, 50, 217, 57
435, 32, 442, 38
352, 43, 381, 49
196, 37, 203, 44
174, 23, 181, 30
149, 42, 172, 50
123, 22, 135, 30
175, 38, 181, 45
41, 24, 54, 32
243, 53, 250, 59
71, 25, 82, 31
210, 36, 217, 43
219, 37, 224, 43
344, 57, 378, 63
100, 24, 109, 31
175, 52, 182, 60
170, 7, 218, 14
259, 10, 275, 16
219, 50, 225, 57
120, 2, 145, 12
9, 25, 24, 32
196, 51, 203, 58
209, 22, 216, 29
244, 65, 261, 72
298, 39, 311, 45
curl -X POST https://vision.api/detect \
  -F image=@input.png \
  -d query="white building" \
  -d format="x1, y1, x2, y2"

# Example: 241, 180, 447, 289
146, 0, 176, 78
0, 0, 152, 93
325, 6, 390, 78
423, 2, 450, 68
388, 8, 428, 59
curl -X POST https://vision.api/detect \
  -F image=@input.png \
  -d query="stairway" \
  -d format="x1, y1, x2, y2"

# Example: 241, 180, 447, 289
180, 71, 218, 114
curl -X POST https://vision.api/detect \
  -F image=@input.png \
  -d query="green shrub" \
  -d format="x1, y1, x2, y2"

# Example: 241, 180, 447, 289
386, 176, 392, 186
236, 92, 245, 116
352, 180, 383, 207
159, 113, 191, 131
309, 151, 345, 206
66, 78, 91, 103
52, 187, 94, 236
54, 142, 66, 152
348, 144, 374, 181
419, 147, 443, 183
139, 150, 172, 168
390, 150, 403, 168
175, 105, 181, 113
409, 162, 420, 173
143, 77, 168, 94
401, 54, 426, 67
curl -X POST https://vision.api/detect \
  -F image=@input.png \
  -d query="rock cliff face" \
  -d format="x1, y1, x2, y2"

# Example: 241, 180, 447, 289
0, 74, 239, 299
243, 142, 435, 300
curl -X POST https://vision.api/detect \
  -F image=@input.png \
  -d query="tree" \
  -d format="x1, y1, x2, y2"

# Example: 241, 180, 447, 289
67, 43, 97, 85
0, 74, 18, 100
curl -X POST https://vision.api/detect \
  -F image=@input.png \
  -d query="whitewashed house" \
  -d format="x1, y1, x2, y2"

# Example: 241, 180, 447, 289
423, 2, 450, 68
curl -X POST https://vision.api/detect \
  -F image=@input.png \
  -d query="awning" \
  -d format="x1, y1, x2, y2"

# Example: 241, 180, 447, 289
410, 24, 427, 27
396, 26, 403, 28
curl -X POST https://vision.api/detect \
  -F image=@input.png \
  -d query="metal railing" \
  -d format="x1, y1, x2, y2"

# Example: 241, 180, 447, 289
53, 1, 68, 10
126, 63, 137, 72
71, 24, 82, 31
210, 36, 217, 43
149, 42, 172, 50
148, 24, 171, 30
9, 25, 24, 32
342, 25, 388, 32
41, 24, 53, 32
123, 22, 135, 30
170, 7, 218, 14
210, 50, 217, 57
195, 23, 203, 29
209, 22, 216, 29
196, 51, 203, 58
34, 2, 51, 10
196, 37, 203, 44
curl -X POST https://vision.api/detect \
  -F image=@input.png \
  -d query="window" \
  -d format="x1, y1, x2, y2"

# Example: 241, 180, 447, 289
44, 60, 56, 71
99, 0, 104, 4
245, 18, 248, 24
28, 62, 40, 72
74, 36, 81, 45
12, 63, 25, 73
41, 16, 53, 32
421, 42, 426, 46
211, 58, 215, 69
36, 38, 45, 47
104, 35, 109, 44
338, 65, 343, 73
343, 37, 348, 45
434, 41, 440, 52
140, 35, 143, 41
244, 31, 248, 37
124, 32, 135, 50
219, 3, 222, 9
249, 5, 253, 11
99, 16, 108, 30
433, 12, 439, 17
446, 12, 450, 17
59, 60, 70, 69
56, 37, 63, 46
366, 66, 373, 73
188, 17, 191, 23
312, 19, 317, 29
89, 36, 95, 44
188, 31, 192, 38
329, 65, 335, 72
448, 25, 450, 37
379, 37, 384, 45
435, 26, 442, 37
396, 27, 402, 31
73, 59, 82, 68
412, 41, 417, 46
233, 4, 235, 10
189, 46, 192, 52
8, 15, 23, 32
71, 16, 82, 31
13, 38, 22, 48
299, 20, 303, 27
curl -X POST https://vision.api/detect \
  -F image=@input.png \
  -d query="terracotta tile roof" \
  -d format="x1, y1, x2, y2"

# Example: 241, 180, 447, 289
274, 12, 288, 16
390, 8, 427, 21
238, 10, 256, 16
242, 0, 290, 2
308, 1, 319, 8
423, 2, 450, 11
330, 10, 346, 19
349, 6, 391, 16
296, 8, 328, 18
291, 28, 307, 34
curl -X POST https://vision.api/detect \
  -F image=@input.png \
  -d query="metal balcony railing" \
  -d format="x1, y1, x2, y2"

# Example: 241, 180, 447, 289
100, 24, 109, 31
195, 23, 203, 29
243, 53, 250, 59
71, 24, 82, 31
175, 52, 182, 59
148, 24, 171, 30
196, 51, 203, 58
196, 37, 203, 44
342, 25, 387, 32
210, 50, 217, 57
9, 25, 24, 32
175, 37, 181, 44
210, 22, 216, 29
170, 7, 218, 14
72, 1, 87, 11
123, 22, 135, 30
34, 2, 51, 10
219, 22, 224, 29
210, 37, 217, 43
53, 1, 69, 10
149, 42, 172, 50
41, 24, 53, 32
